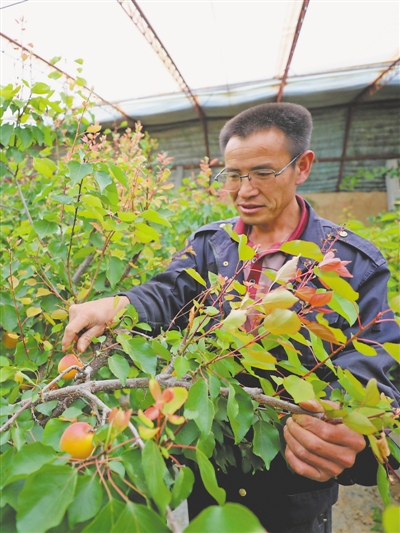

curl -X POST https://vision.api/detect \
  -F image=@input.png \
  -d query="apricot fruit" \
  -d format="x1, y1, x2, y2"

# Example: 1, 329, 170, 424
2, 332, 19, 349
58, 353, 83, 380
60, 421, 95, 459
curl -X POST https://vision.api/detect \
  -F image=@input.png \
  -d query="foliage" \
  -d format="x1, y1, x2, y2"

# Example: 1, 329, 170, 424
0, 72, 399, 533
339, 165, 399, 192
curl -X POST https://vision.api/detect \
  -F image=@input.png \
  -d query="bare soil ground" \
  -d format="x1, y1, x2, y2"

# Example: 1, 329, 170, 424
333, 482, 400, 533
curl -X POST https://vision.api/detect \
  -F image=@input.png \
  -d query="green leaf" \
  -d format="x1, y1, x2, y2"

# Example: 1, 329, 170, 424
93, 170, 112, 193
283, 375, 315, 403
2, 442, 56, 488
382, 505, 400, 533
121, 449, 148, 495
184, 268, 206, 287
238, 235, 255, 261
280, 240, 323, 261
142, 440, 171, 515
184, 379, 214, 436
117, 335, 157, 375
31, 82, 51, 94
33, 220, 59, 238
109, 162, 128, 187
364, 379, 381, 407
0, 305, 18, 331
383, 342, 399, 363
108, 353, 130, 386
261, 287, 298, 310
222, 309, 247, 330
106, 256, 125, 289
316, 270, 359, 301
377, 463, 391, 507
353, 340, 377, 356
82, 499, 125, 533
343, 411, 377, 435
184, 503, 265, 533
227, 383, 254, 444
33, 157, 57, 178
67, 161, 93, 186
337, 368, 366, 403
16, 464, 77, 533
196, 448, 226, 506
68, 473, 103, 528
328, 292, 358, 326
42, 418, 69, 451
141, 209, 171, 227
263, 308, 301, 336
111, 501, 170, 533
35, 400, 58, 416
0, 123, 14, 146
389, 294, 400, 313
171, 466, 195, 508
134, 222, 160, 243
252, 419, 280, 469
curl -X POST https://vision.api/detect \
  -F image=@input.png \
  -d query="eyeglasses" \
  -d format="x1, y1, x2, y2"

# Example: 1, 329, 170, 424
214, 153, 302, 192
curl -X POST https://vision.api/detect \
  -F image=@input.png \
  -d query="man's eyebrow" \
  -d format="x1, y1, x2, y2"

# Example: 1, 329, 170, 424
225, 164, 274, 172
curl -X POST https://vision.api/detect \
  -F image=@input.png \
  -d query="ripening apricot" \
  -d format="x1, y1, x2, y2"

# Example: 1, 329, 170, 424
2, 332, 19, 349
60, 422, 95, 459
57, 353, 83, 380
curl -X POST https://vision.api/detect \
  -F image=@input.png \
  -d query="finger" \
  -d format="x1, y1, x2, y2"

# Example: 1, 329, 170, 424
284, 422, 354, 476
62, 311, 93, 352
291, 414, 366, 450
76, 324, 106, 353
298, 399, 324, 413
284, 443, 333, 482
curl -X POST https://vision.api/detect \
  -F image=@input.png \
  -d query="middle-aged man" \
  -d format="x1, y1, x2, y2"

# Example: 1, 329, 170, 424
62, 103, 399, 533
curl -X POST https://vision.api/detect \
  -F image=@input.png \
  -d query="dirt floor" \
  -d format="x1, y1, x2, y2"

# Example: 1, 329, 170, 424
333, 482, 400, 533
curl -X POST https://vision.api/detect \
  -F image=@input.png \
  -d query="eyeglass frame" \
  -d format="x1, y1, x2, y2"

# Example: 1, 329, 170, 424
214, 152, 302, 190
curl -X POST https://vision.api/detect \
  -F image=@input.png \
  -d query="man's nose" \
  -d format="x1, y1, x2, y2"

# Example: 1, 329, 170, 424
238, 176, 258, 195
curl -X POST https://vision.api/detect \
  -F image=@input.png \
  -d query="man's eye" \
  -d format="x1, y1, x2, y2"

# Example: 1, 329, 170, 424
254, 170, 274, 178
226, 174, 240, 180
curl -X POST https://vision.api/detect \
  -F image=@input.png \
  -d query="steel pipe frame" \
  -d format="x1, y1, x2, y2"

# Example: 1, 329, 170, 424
337, 58, 400, 190
117, 0, 210, 159
276, 0, 310, 103
0, 32, 135, 126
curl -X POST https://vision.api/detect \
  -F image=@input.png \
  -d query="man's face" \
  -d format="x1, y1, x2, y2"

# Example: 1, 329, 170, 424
224, 128, 303, 230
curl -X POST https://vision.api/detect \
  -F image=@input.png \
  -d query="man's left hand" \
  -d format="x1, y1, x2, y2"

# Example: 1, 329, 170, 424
284, 399, 366, 482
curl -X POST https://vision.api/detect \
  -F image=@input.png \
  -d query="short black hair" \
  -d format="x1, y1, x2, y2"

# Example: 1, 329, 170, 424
219, 103, 313, 157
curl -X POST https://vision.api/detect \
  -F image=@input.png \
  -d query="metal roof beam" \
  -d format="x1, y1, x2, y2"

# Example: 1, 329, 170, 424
337, 58, 400, 189
276, 0, 310, 103
117, 0, 210, 158
0, 32, 134, 125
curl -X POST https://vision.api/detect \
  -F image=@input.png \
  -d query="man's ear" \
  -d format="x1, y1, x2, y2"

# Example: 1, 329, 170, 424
295, 151, 314, 186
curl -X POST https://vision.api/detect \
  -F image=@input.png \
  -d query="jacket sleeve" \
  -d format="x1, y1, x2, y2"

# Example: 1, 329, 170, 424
118, 232, 211, 335
323, 244, 399, 485
327, 249, 399, 404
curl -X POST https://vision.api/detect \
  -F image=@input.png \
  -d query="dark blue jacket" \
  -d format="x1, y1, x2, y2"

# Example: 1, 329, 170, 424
121, 200, 399, 530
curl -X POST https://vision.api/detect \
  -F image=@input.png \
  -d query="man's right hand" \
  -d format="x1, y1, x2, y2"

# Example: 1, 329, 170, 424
61, 295, 130, 353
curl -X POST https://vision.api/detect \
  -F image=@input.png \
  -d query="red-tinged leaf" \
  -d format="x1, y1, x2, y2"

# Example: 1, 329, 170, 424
309, 291, 333, 307
295, 287, 316, 303
274, 255, 299, 283
305, 322, 344, 345
318, 251, 353, 277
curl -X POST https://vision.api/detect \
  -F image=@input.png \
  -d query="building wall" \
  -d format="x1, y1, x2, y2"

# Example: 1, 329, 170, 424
146, 99, 400, 195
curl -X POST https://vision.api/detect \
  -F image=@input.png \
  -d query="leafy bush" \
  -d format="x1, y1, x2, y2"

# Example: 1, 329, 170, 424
0, 74, 399, 533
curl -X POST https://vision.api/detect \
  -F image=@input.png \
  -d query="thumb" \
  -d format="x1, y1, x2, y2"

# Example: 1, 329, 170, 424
298, 398, 324, 413
76, 324, 106, 353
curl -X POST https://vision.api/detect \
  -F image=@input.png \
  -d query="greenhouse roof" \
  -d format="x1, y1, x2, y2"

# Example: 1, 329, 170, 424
1, 0, 399, 126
